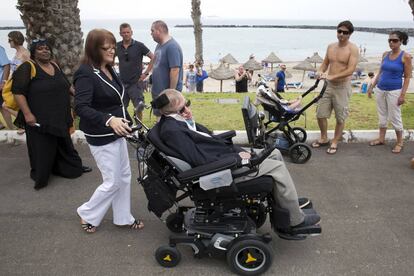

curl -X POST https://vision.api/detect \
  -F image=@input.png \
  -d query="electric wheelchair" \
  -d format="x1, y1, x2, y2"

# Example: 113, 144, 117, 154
127, 119, 322, 275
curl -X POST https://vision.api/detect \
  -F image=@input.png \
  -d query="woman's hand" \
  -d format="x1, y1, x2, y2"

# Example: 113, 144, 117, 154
397, 94, 405, 106
109, 117, 131, 136
24, 112, 37, 126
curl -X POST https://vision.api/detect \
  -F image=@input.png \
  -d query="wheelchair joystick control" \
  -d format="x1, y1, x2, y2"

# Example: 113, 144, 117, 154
249, 145, 276, 167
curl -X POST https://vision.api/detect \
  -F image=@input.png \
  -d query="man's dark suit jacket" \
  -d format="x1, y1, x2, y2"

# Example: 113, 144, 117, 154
158, 116, 243, 167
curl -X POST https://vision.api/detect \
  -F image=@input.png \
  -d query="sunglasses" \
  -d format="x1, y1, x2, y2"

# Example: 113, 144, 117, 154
388, 38, 400, 43
178, 100, 191, 113
337, 29, 350, 35
32, 38, 47, 43
101, 46, 115, 52
124, 50, 129, 61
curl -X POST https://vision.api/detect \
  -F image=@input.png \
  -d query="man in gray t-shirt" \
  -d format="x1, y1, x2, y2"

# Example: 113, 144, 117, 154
150, 20, 183, 116
116, 23, 154, 120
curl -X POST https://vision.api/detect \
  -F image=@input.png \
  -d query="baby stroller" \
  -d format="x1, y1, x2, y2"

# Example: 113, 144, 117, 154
126, 118, 322, 276
242, 79, 327, 164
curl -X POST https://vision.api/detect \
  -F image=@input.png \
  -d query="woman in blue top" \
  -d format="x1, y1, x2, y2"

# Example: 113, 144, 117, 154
367, 31, 412, 153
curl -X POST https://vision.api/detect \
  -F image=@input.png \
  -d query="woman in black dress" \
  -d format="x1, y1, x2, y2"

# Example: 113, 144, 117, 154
12, 39, 89, 190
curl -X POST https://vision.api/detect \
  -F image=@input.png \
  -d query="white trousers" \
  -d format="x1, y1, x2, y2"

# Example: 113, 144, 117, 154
77, 138, 135, 226
236, 149, 305, 226
374, 88, 403, 131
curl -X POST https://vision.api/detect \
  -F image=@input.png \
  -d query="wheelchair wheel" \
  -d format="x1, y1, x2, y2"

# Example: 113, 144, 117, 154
226, 239, 273, 275
247, 203, 267, 229
166, 212, 184, 233
289, 143, 312, 164
155, 245, 181, 268
290, 127, 307, 143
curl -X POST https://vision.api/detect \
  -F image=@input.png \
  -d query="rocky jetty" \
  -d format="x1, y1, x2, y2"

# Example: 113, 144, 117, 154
175, 24, 414, 37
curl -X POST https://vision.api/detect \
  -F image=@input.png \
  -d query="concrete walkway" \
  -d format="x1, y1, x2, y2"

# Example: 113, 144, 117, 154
0, 142, 413, 275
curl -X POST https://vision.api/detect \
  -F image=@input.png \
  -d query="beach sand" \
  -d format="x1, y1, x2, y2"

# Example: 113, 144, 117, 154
189, 54, 414, 93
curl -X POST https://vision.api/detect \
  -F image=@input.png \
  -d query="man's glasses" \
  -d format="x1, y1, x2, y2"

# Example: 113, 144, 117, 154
178, 100, 191, 113
124, 50, 129, 61
8, 38, 12, 43
337, 29, 350, 35
388, 38, 400, 44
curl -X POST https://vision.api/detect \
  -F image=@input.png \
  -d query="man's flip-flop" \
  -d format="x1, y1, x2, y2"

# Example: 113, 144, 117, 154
311, 140, 330, 148
326, 146, 338, 155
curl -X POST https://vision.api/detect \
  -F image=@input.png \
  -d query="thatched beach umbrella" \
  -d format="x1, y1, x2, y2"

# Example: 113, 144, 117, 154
220, 53, 238, 64
263, 52, 283, 71
209, 62, 235, 92
306, 52, 324, 67
293, 60, 317, 82
243, 57, 262, 71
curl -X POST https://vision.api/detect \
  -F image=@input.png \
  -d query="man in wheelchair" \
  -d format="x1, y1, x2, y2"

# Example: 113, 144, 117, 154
154, 89, 320, 229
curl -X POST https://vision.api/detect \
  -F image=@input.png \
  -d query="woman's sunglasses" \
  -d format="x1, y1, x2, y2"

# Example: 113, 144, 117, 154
388, 38, 400, 44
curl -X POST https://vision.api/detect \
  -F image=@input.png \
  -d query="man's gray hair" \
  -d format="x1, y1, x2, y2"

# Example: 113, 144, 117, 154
159, 89, 182, 115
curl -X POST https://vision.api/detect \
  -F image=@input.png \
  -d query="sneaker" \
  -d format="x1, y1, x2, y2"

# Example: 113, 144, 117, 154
298, 197, 311, 209
292, 214, 321, 228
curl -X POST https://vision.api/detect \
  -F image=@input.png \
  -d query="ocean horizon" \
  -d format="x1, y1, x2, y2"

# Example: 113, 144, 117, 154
1, 18, 413, 64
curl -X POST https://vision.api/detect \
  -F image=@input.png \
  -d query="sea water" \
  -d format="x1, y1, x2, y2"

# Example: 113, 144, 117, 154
0, 18, 413, 64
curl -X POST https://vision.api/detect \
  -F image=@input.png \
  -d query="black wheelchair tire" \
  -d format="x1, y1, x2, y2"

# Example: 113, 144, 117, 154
155, 245, 181, 268
166, 212, 185, 233
290, 127, 307, 143
226, 239, 273, 276
289, 143, 312, 164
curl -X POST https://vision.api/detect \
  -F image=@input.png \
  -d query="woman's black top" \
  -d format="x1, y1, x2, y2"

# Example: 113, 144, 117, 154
11, 61, 72, 137
74, 64, 130, 146
235, 74, 248, 93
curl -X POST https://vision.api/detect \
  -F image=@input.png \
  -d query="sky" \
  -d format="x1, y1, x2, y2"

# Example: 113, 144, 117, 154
1, 0, 413, 22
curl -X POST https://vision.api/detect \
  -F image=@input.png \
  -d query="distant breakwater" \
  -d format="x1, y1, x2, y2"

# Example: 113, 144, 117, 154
0, 26, 25, 30
175, 24, 414, 37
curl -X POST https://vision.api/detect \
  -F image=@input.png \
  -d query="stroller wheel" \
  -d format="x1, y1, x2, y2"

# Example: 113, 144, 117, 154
166, 212, 185, 233
290, 127, 307, 143
289, 143, 312, 164
227, 239, 273, 275
155, 245, 181, 267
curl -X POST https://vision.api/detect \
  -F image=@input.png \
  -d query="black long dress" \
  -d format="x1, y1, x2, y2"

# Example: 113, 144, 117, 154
12, 61, 83, 190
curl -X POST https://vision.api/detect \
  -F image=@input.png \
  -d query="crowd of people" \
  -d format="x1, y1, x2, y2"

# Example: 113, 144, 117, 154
0, 19, 413, 234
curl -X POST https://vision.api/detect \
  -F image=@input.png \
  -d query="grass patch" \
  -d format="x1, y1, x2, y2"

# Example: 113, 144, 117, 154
136, 91, 414, 130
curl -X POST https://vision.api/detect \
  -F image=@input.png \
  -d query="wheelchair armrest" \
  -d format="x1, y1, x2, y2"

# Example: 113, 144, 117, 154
215, 130, 236, 141
177, 157, 239, 182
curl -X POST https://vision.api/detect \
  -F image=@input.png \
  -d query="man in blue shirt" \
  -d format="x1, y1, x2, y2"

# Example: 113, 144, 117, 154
274, 64, 287, 93
150, 20, 183, 117
0, 45, 11, 130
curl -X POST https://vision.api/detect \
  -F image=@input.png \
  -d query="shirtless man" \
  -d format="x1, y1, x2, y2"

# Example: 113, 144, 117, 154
312, 20, 359, 154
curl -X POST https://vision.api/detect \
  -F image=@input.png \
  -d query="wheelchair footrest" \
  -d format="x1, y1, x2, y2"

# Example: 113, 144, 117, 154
276, 224, 322, 240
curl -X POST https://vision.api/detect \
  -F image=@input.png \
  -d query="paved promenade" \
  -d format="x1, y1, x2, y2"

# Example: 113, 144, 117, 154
0, 142, 413, 275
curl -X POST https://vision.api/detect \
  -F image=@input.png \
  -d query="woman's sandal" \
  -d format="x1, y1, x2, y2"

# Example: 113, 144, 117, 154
81, 221, 96, 233
130, 219, 144, 230
392, 144, 403, 154
369, 140, 385, 146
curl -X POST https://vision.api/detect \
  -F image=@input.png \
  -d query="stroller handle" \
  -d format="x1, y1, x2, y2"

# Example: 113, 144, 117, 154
301, 79, 328, 98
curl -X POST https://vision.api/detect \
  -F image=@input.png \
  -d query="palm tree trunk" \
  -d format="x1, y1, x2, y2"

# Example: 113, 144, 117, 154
17, 0, 83, 80
191, 0, 203, 65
